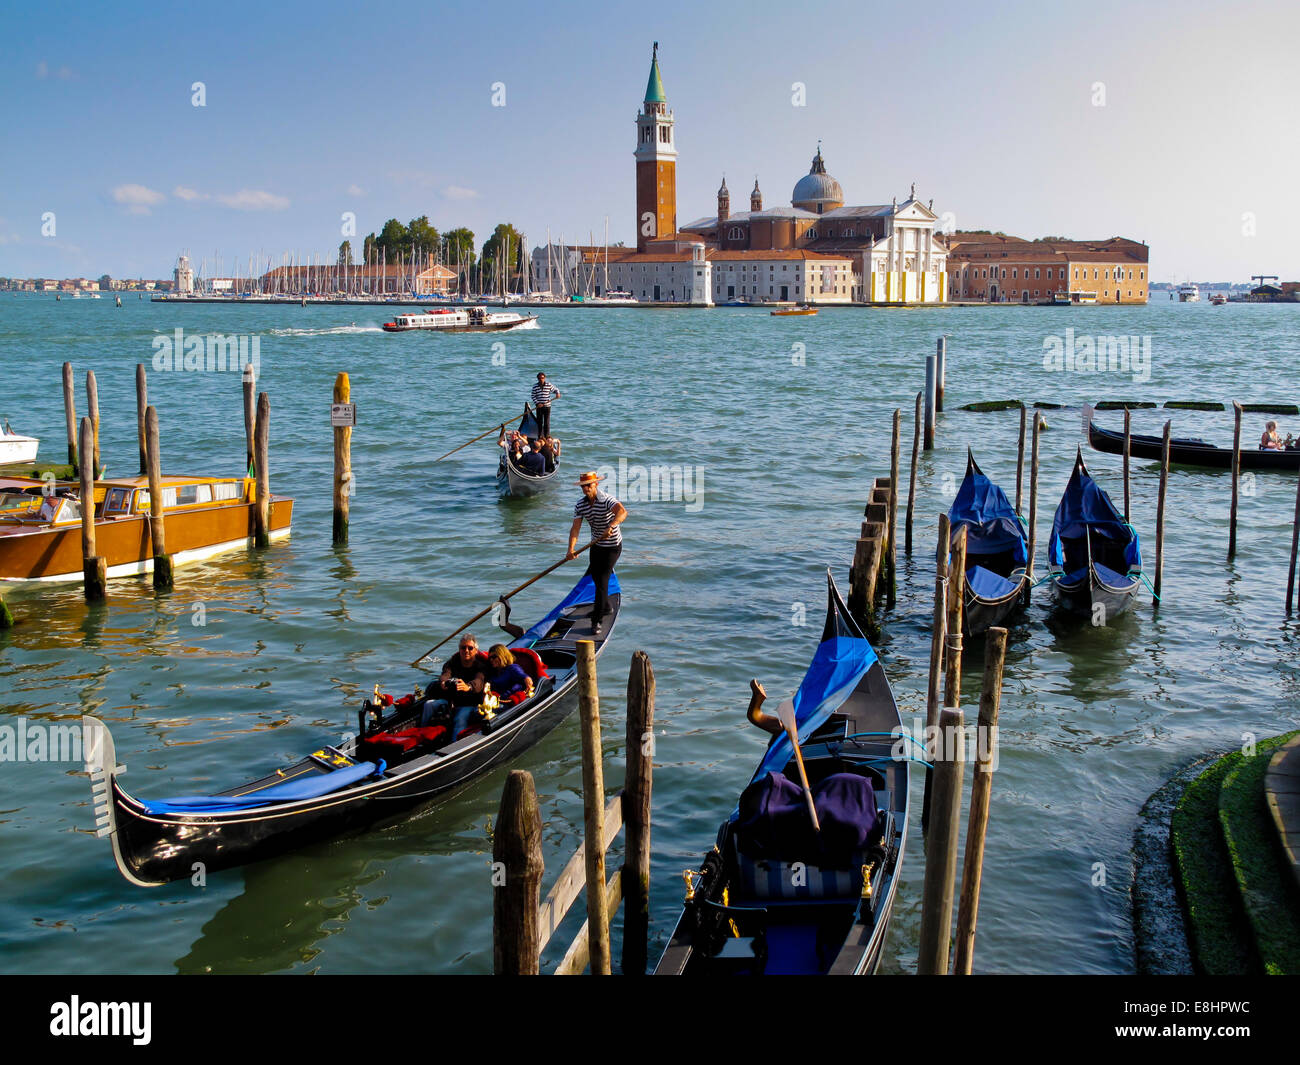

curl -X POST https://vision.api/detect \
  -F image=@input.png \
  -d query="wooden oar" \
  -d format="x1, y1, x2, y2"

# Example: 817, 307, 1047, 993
775, 698, 821, 834
433, 414, 524, 463
410, 543, 592, 667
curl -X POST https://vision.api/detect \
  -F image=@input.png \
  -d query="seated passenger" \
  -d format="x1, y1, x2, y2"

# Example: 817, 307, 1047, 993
419, 634, 488, 727
538, 437, 560, 472
450, 644, 533, 739
1261, 421, 1285, 450
519, 446, 546, 475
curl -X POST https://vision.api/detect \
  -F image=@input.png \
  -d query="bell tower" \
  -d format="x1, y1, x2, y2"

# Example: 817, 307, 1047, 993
634, 42, 676, 251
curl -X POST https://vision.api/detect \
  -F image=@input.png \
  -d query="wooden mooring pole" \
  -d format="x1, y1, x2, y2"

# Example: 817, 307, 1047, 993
621, 651, 655, 976
86, 370, 101, 478
953, 627, 1008, 975
1027, 411, 1042, 584
1015, 406, 1026, 515
493, 769, 543, 975
888, 408, 900, 607
254, 392, 271, 548
79, 417, 106, 602
935, 336, 947, 413
136, 364, 148, 475
0, 587, 13, 628
576, 639, 611, 975
924, 356, 936, 451
1154, 421, 1170, 604
146, 405, 173, 589
944, 525, 967, 714
1228, 401, 1242, 560
63, 362, 78, 472
1122, 408, 1132, 523
333, 372, 352, 545
917, 706, 965, 975
922, 512, 950, 829
243, 363, 257, 473
1288, 468, 1300, 614
906, 391, 921, 554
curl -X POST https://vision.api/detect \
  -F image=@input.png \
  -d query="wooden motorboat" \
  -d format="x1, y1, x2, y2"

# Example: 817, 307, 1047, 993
655, 571, 908, 975
1089, 419, 1300, 472
0, 474, 292, 583
497, 403, 560, 497
770, 305, 817, 317
949, 451, 1029, 635
84, 572, 622, 886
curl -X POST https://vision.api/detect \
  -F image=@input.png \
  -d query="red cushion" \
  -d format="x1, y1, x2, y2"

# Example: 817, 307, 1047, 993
509, 646, 548, 682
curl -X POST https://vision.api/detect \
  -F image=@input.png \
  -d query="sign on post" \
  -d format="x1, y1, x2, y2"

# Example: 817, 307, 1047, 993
331, 403, 357, 428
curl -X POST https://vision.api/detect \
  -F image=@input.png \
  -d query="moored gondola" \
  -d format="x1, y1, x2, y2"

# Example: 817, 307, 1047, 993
1048, 449, 1142, 618
948, 450, 1030, 635
497, 403, 560, 497
84, 572, 621, 886
654, 571, 908, 975
1088, 419, 1300, 472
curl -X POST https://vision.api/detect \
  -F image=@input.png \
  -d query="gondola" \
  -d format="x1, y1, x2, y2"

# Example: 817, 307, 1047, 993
497, 403, 560, 497
83, 572, 621, 886
655, 571, 908, 975
948, 450, 1029, 635
1048, 449, 1141, 618
1088, 419, 1300, 472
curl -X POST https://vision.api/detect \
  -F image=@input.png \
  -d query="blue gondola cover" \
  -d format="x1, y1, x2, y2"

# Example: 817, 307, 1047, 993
949, 463, 1028, 565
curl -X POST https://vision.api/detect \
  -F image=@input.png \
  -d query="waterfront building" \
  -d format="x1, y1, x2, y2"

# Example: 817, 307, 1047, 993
257, 263, 455, 296
946, 232, 1149, 303
173, 255, 194, 295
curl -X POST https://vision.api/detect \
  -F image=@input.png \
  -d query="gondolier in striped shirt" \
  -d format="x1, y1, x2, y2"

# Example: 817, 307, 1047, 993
531, 372, 561, 439
568, 471, 626, 635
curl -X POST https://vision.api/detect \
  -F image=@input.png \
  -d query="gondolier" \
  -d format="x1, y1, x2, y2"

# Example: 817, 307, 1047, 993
531, 373, 560, 439
568, 471, 626, 636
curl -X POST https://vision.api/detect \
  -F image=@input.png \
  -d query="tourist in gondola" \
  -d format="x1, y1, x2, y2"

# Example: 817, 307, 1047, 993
1261, 421, 1285, 450
568, 471, 626, 635
531, 372, 561, 438
449, 645, 534, 740
418, 634, 488, 727
539, 436, 561, 471
519, 442, 547, 476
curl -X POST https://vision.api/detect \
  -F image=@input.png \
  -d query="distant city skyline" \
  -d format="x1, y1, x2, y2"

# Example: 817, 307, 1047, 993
3, 0, 1297, 282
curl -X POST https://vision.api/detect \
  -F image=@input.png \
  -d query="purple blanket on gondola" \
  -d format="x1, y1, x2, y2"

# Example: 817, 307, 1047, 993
734, 770, 878, 866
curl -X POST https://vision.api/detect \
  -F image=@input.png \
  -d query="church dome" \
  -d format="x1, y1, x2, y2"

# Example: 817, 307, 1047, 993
792, 146, 843, 212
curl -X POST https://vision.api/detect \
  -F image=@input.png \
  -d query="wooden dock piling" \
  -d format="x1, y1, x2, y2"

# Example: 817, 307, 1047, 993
917, 705, 965, 975
907, 391, 921, 554
935, 336, 947, 412
1288, 470, 1300, 614
333, 372, 351, 546
254, 392, 271, 548
924, 355, 936, 451
146, 406, 173, 589
243, 364, 257, 473
1027, 411, 1042, 582
136, 364, 148, 475
953, 627, 1008, 976
493, 769, 543, 975
1015, 407, 1026, 515
621, 651, 655, 976
63, 362, 77, 472
576, 639, 611, 975
0, 588, 13, 628
944, 525, 967, 714
1154, 421, 1170, 604
1123, 408, 1131, 523
888, 409, 900, 607
79, 418, 106, 602
85, 371, 101, 479
922, 512, 950, 829
1229, 402, 1242, 560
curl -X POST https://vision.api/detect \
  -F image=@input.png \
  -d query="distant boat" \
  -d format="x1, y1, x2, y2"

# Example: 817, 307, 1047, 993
1210, 293, 1227, 305
382, 306, 537, 333
1067, 291, 1098, 305
0, 422, 38, 466
771, 305, 817, 317
1178, 283, 1200, 303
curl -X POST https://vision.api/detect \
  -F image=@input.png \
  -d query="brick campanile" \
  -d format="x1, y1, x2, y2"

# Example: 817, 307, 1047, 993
634, 42, 676, 251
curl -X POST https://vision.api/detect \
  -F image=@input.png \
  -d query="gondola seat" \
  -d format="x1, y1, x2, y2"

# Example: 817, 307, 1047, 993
363, 725, 448, 755
508, 646, 549, 684
966, 565, 1020, 600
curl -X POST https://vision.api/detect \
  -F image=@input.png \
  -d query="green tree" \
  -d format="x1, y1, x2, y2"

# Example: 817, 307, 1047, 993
443, 227, 476, 266
375, 218, 410, 260
338, 240, 354, 266
481, 223, 524, 291
407, 215, 439, 259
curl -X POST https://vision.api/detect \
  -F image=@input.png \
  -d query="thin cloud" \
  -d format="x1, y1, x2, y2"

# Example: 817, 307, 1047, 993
36, 61, 75, 80
347, 184, 366, 197
216, 189, 290, 210
112, 184, 166, 215
173, 186, 210, 202
388, 169, 438, 188
443, 185, 480, 201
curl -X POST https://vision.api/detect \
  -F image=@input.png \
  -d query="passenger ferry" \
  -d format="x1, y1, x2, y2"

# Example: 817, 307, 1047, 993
0, 474, 292, 582
381, 306, 538, 333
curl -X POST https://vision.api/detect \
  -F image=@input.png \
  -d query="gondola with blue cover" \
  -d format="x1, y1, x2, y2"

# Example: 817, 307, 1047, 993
655, 571, 908, 976
83, 572, 620, 886
1048, 449, 1142, 618
948, 450, 1030, 635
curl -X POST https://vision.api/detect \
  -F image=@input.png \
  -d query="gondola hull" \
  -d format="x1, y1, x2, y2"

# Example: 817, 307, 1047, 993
1089, 421, 1300, 471
1051, 566, 1139, 619
497, 402, 559, 497
963, 575, 1028, 636
87, 582, 619, 886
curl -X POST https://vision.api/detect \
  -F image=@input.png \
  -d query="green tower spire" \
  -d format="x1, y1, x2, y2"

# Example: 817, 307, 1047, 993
644, 41, 666, 103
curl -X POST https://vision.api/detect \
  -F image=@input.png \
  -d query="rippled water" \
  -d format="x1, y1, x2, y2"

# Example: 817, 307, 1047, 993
2, 293, 1298, 974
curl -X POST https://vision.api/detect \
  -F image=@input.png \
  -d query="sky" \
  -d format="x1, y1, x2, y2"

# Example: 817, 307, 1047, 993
2, 0, 1297, 283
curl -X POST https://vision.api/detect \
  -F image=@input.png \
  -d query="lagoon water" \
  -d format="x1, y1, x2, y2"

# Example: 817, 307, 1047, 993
2, 293, 1298, 974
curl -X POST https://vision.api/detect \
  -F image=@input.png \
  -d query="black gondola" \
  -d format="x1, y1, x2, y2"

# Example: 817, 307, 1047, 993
1088, 419, 1300, 471
83, 573, 621, 887
948, 450, 1030, 635
654, 571, 908, 975
497, 403, 560, 496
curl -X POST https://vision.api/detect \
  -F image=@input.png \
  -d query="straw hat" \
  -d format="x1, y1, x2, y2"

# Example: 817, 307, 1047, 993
575, 471, 606, 487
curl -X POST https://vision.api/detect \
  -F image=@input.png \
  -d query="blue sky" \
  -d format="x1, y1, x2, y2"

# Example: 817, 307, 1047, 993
2, 0, 1297, 281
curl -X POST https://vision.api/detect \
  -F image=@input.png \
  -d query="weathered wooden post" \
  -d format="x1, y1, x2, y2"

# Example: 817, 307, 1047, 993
254, 392, 271, 548
1122, 408, 1132, 523
622, 651, 655, 976
136, 364, 148, 475
1288, 470, 1300, 613
63, 362, 78, 473
79, 418, 106, 602
907, 391, 921, 554
576, 639, 611, 975
493, 769, 543, 975
917, 706, 965, 975
0, 588, 13, 628
243, 363, 257, 473
333, 372, 352, 545
953, 627, 1007, 976
1027, 411, 1042, 582
1154, 421, 1170, 604
1015, 406, 1027, 515
922, 512, 950, 829
1228, 401, 1242, 560
935, 336, 947, 412
944, 525, 967, 714
888, 408, 900, 606
924, 355, 936, 451
86, 370, 101, 478
146, 406, 173, 589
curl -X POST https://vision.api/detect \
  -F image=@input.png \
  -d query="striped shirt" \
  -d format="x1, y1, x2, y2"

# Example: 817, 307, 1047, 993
531, 382, 558, 407
574, 491, 623, 547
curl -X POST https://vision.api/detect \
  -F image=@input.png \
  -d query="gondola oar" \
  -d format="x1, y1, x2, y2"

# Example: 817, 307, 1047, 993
410, 542, 592, 667
433, 414, 524, 463
746, 680, 820, 833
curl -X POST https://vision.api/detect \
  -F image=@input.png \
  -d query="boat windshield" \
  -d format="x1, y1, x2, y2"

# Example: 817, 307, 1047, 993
0, 492, 43, 518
